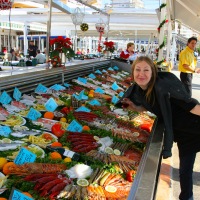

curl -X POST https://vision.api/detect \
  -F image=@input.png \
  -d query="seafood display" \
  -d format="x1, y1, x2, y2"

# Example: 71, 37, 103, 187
0, 67, 156, 199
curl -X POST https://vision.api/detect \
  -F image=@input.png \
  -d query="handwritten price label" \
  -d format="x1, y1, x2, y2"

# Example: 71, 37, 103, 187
113, 66, 119, 70
26, 108, 42, 121
76, 106, 91, 112
88, 99, 101, 106
118, 91, 124, 98
112, 96, 119, 104
35, 83, 48, 93
88, 73, 96, 79
10, 188, 34, 200
0, 91, 12, 105
50, 84, 65, 91
14, 147, 36, 165
67, 120, 82, 132
0, 125, 11, 137
111, 82, 119, 91
45, 98, 58, 112
95, 88, 105, 94
95, 70, 102, 74
13, 87, 22, 101
78, 77, 87, 84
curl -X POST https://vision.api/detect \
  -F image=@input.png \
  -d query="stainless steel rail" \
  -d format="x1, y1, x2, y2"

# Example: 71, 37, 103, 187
0, 59, 164, 200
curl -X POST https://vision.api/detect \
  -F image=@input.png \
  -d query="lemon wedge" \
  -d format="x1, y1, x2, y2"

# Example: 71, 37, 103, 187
105, 147, 114, 154
113, 149, 121, 156
105, 185, 117, 193
2, 138, 12, 143
77, 178, 89, 187
93, 136, 100, 141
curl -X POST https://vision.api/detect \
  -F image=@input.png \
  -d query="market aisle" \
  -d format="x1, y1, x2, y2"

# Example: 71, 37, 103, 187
156, 69, 200, 200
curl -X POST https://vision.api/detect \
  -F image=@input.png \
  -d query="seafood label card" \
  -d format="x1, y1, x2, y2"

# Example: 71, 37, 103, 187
67, 119, 82, 132
26, 107, 42, 121
95, 88, 105, 94
35, 83, 48, 94
113, 66, 119, 70
111, 82, 120, 91
102, 69, 108, 73
88, 99, 101, 106
76, 106, 91, 112
95, 69, 102, 74
14, 147, 36, 165
118, 91, 124, 98
13, 87, 22, 101
50, 84, 65, 91
0, 91, 12, 105
45, 97, 58, 112
64, 83, 71, 88
108, 67, 114, 71
112, 96, 120, 104
88, 73, 96, 79
79, 90, 88, 100
0, 125, 11, 137
78, 77, 87, 84
9, 188, 34, 200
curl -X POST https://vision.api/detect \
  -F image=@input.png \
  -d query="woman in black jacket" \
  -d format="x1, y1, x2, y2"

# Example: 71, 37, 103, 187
120, 56, 200, 200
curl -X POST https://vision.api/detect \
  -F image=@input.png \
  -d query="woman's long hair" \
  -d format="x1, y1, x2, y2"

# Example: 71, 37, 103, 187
131, 56, 158, 103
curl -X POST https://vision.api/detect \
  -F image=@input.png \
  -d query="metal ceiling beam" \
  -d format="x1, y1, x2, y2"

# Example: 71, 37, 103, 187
74, 0, 109, 16
52, 0, 72, 14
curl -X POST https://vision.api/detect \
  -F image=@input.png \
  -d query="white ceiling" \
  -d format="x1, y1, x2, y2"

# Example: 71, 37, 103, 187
169, 0, 200, 34
0, 0, 159, 40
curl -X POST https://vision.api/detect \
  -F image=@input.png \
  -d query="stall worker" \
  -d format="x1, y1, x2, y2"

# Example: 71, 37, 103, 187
120, 42, 138, 61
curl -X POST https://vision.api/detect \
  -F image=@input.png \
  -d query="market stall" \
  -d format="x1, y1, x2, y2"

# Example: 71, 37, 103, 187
0, 60, 163, 200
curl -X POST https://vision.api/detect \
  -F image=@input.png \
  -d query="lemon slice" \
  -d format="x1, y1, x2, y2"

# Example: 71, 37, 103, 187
93, 136, 100, 141
133, 132, 140, 137
105, 147, 114, 154
105, 185, 117, 193
2, 138, 12, 143
77, 178, 89, 187
113, 149, 121, 156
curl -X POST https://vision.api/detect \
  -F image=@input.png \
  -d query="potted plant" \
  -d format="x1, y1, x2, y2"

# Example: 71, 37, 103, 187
49, 36, 75, 67
103, 41, 115, 58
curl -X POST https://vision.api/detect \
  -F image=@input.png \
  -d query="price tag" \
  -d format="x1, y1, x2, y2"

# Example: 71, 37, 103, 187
95, 70, 102, 74
64, 83, 71, 88
0, 91, 12, 105
88, 99, 101, 106
67, 119, 82, 132
50, 84, 65, 91
0, 125, 11, 137
26, 107, 42, 121
113, 66, 119, 70
76, 106, 91, 112
45, 97, 58, 112
72, 94, 81, 101
13, 87, 22, 101
102, 69, 108, 73
118, 91, 124, 98
79, 90, 88, 100
95, 88, 105, 94
112, 95, 119, 104
14, 147, 36, 165
108, 67, 114, 71
35, 83, 48, 93
111, 82, 119, 91
78, 77, 87, 84
88, 73, 96, 79
10, 188, 34, 200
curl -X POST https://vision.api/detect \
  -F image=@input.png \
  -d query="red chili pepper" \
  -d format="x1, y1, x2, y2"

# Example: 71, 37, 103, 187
139, 123, 152, 133
60, 107, 70, 115
126, 170, 136, 182
51, 123, 65, 137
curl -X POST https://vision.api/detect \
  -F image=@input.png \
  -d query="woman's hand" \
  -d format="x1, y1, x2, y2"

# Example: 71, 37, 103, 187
121, 98, 146, 112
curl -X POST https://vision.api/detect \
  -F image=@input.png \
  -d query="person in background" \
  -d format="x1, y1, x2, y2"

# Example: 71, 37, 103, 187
178, 37, 200, 97
119, 56, 200, 200
120, 42, 138, 61
76, 48, 82, 55
28, 40, 37, 57
35, 49, 46, 64
5, 49, 18, 61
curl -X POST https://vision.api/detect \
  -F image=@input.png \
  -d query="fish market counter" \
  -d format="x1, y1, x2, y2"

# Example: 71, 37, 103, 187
0, 59, 164, 200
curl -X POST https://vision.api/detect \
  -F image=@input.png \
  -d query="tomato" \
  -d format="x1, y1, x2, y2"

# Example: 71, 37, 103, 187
51, 123, 65, 137
42, 133, 53, 141
139, 123, 152, 133
126, 170, 136, 182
